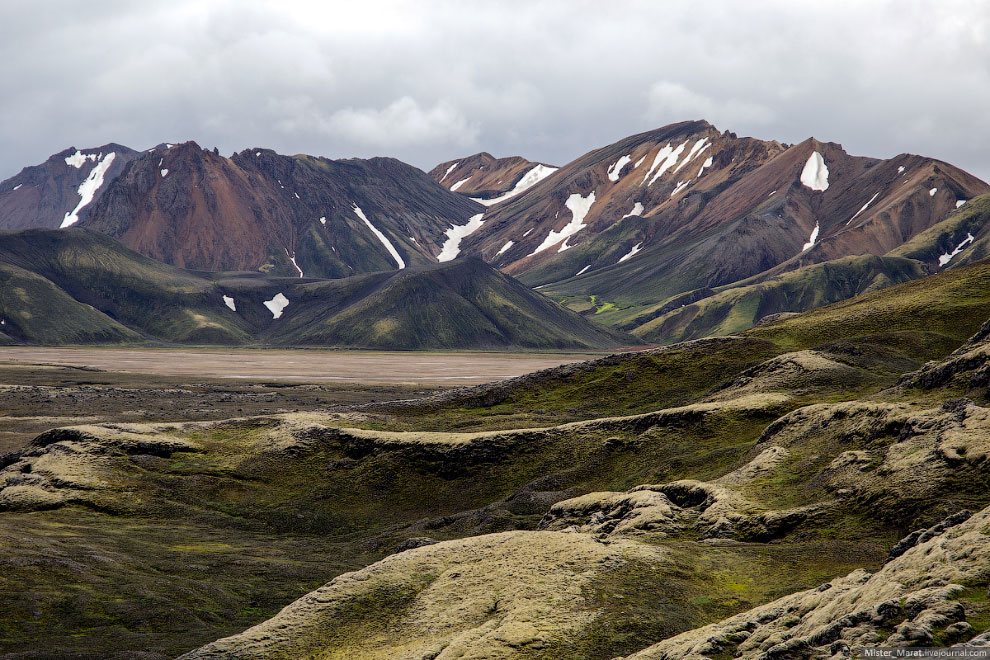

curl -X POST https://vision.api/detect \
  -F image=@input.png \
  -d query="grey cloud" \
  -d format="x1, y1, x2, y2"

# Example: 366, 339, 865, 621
1, 0, 988, 181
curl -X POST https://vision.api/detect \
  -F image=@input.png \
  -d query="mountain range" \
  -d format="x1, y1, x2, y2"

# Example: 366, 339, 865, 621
1, 120, 989, 348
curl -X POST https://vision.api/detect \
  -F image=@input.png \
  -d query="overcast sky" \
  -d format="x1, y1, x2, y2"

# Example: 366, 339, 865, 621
2, 0, 988, 181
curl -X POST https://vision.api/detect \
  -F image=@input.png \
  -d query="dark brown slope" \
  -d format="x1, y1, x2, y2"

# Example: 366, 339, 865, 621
0, 144, 140, 230
429, 152, 557, 199
80, 142, 484, 278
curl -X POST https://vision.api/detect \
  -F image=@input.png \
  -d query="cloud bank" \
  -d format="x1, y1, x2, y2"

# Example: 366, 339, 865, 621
1, 0, 988, 180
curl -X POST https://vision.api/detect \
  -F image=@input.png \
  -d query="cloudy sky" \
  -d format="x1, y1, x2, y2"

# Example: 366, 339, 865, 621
2, 0, 988, 181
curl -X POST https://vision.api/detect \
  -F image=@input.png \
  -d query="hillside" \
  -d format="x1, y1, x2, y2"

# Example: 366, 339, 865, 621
0, 144, 141, 230
0, 228, 633, 350
429, 151, 558, 202
429, 121, 987, 341
6, 253, 990, 657
0, 142, 485, 279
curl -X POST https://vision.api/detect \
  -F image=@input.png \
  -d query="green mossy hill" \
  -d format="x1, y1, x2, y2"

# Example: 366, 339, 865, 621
0, 229, 632, 349
267, 257, 635, 349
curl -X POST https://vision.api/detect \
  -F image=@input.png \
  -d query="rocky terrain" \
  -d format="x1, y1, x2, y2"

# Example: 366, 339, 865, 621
4, 255, 990, 658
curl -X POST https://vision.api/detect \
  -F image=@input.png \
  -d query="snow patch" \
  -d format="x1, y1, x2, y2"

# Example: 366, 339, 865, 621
674, 138, 710, 173
353, 204, 405, 269
522, 228, 534, 237
939, 233, 975, 267
256, 152, 261, 157
471, 165, 558, 206
618, 242, 643, 263
64, 151, 96, 168
623, 202, 644, 219
531, 192, 596, 255
697, 156, 714, 178
285, 249, 303, 277
294, 192, 300, 199
12, 184, 22, 191
607, 155, 632, 182
671, 180, 690, 197
930, 187, 938, 197
319, 216, 326, 225
846, 191, 881, 225
768, 190, 777, 196
957, 200, 968, 208
575, 265, 591, 276
898, 166, 905, 174
644, 142, 687, 186
222, 295, 236, 312
440, 162, 459, 182
800, 151, 829, 191
60, 152, 117, 228
263, 293, 289, 319
437, 213, 485, 262
449, 177, 471, 192
160, 169, 168, 177
802, 222, 820, 251
496, 240, 514, 256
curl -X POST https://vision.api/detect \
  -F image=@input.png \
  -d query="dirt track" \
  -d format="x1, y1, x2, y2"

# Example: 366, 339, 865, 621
0, 347, 604, 385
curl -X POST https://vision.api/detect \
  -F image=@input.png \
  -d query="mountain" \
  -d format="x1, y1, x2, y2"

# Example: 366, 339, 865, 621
0, 142, 485, 279
79, 141, 485, 277
0, 228, 634, 350
437, 120, 987, 340
0, 144, 141, 230
429, 152, 558, 203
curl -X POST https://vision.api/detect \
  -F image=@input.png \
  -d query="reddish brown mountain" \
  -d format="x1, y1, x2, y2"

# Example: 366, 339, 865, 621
430, 152, 558, 203
0, 144, 140, 230
444, 121, 987, 332
79, 142, 484, 278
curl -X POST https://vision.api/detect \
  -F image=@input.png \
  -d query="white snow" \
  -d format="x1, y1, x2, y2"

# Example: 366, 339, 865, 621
898, 166, 905, 174
160, 169, 168, 177
222, 295, 236, 312
607, 155, 632, 182
622, 202, 644, 219
471, 165, 558, 206
618, 242, 643, 263
496, 240, 514, 256
353, 204, 405, 269
158, 158, 163, 167
285, 249, 303, 277
633, 155, 646, 168
957, 200, 968, 208
671, 180, 690, 197
12, 184, 22, 191
930, 187, 938, 197
440, 162, 459, 182
522, 228, 534, 237
644, 142, 687, 186
319, 216, 326, 225
769, 190, 777, 196
531, 191, 596, 255
939, 233, 975, 267
294, 192, 300, 199
437, 213, 485, 262
846, 191, 881, 225
166, 144, 174, 148
800, 151, 829, 191
674, 138, 710, 173
64, 151, 96, 168
802, 222, 820, 251
263, 293, 290, 319
256, 152, 261, 157
697, 156, 714, 178
449, 177, 471, 192
60, 152, 117, 228
575, 265, 592, 276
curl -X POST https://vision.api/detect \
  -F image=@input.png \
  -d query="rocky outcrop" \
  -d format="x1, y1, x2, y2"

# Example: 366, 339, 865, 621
623, 504, 990, 659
